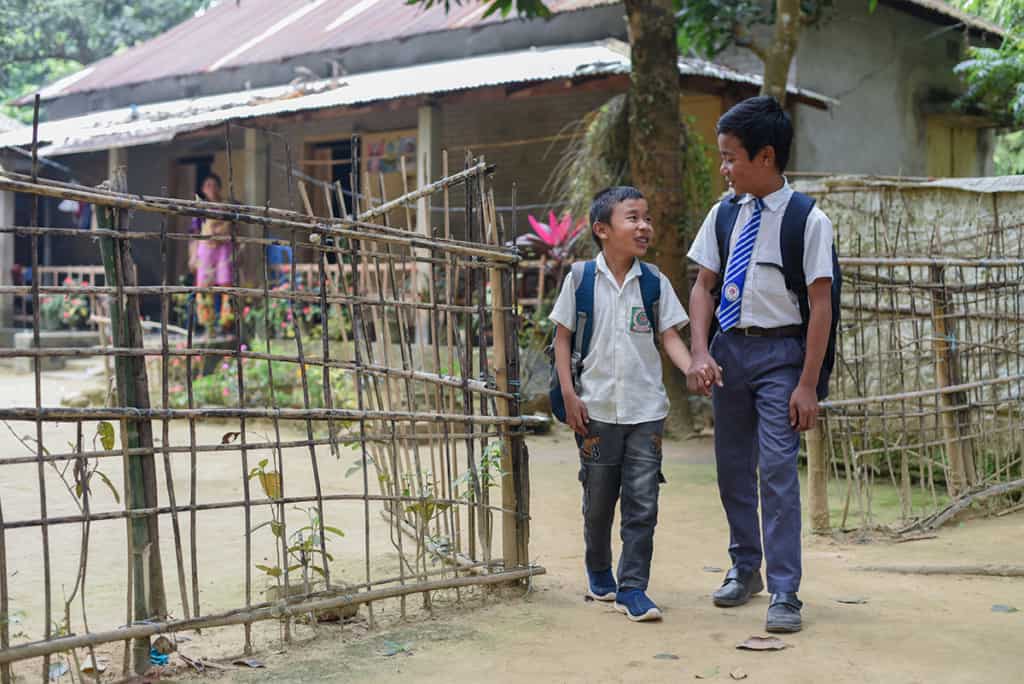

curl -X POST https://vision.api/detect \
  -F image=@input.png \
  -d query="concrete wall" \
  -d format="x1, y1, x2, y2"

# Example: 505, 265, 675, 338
792, 0, 989, 177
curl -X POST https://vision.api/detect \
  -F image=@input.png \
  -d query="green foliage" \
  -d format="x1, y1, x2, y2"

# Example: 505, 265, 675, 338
38, 278, 91, 331
953, 1, 1024, 173
675, 0, 770, 57
675, 0, 836, 60
0, 1, 215, 120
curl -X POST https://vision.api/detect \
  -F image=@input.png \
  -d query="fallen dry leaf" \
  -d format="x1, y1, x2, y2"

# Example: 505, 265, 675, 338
730, 667, 748, 680
736, 635, 788, 651
835, 596, 869, 605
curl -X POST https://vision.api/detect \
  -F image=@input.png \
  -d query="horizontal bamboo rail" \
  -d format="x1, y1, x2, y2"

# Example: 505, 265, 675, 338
0, 565, 546, 666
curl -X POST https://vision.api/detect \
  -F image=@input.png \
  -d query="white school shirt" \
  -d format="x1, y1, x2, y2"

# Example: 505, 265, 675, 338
687, 181, 835, 329
548, 253, 689, 425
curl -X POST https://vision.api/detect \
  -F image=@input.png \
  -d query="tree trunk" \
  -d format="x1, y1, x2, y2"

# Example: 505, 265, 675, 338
625, 0, 692, 435
760, 0, 804, 105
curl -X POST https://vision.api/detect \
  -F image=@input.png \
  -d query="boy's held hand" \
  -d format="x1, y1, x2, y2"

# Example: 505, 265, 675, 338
562, 390, 590, 436
789, 384, 819, 432
686, 352, 722, 396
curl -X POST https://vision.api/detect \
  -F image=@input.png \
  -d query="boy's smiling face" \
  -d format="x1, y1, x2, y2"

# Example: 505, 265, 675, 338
718, 132, 777, 197
594, 198, 652, 259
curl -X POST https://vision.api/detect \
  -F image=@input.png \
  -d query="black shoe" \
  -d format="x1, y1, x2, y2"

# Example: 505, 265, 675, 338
712, 567, 765, 607
766, 592, 803, 633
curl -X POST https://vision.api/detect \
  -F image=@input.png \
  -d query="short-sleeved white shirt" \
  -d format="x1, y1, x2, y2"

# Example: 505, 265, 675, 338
548, 253, 689, 425
687, 181, 834, 329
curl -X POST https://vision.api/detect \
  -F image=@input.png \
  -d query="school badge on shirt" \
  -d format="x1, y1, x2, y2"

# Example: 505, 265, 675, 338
629, 307, 652, 333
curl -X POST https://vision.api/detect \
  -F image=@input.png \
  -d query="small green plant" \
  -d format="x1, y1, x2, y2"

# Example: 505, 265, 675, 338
249, 458, 343, 590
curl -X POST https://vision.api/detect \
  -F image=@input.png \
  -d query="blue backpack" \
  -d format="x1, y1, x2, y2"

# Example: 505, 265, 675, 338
548, 260, 663, 423
713, 191, 842, 400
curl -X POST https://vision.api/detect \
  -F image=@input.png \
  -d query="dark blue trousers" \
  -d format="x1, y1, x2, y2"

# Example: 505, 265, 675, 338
711, 332, 803, 594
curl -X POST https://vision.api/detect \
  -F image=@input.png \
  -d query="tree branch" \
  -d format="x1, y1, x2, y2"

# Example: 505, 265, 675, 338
733, 21, 767, 62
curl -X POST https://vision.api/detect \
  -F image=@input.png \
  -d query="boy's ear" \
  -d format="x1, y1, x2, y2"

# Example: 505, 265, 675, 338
592, 221, 609, 242
757, 144, 776, 168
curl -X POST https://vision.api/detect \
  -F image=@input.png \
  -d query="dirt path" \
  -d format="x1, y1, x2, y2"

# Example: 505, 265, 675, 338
212, 427, 1023, 684
2, 363, 1021, 683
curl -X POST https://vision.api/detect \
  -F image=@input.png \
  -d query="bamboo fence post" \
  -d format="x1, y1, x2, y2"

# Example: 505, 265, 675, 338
806, 424, 831, 534
929, 264, 974, 498
96, 170, 167, 674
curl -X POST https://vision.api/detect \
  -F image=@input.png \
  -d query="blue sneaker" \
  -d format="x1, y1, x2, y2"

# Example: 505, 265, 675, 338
615, 589, 663, 622
586, 568, 617, 602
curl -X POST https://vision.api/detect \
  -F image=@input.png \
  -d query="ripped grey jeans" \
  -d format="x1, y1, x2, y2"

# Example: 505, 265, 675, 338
577, 419, 665, 593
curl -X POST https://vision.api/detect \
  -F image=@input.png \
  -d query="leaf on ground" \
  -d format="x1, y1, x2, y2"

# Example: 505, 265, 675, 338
381, 640, 411, 656
702, 566, 723, 573
221, 431, 241, 444
736, 635, 788, 651
992, 604, 1019, 613
231, 657, 265, 668
695, 665, 720, 679
730, 668, 748, 680
835, 596, 869, 605
654, 653, 680, 660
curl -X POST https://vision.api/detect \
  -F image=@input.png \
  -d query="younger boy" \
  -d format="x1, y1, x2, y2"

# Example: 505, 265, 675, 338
550, 186, 699, 622
686, 97, 835, 633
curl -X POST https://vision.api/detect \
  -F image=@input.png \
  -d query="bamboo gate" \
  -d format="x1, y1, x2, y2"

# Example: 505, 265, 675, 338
0, 125, 542, 681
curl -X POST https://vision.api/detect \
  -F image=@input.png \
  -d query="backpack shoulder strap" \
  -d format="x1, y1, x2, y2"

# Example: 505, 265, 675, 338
714, 196, 743, 279
638, 261, 661, 340
573, 260, 597, 361
779, 191, 817, 301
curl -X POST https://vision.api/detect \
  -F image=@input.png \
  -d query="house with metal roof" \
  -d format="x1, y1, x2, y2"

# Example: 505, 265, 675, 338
0, 0, 1005, 321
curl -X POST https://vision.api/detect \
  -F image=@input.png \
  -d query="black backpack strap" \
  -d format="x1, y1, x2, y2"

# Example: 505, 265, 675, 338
779, 191, 818, 323
714, 196, 743, 282
638, 261, 662, 349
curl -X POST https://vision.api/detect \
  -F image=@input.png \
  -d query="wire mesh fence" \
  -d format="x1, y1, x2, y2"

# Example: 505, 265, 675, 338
0, 125, 542, 681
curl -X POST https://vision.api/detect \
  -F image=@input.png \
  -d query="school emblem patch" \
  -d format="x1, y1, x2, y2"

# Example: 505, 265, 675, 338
629, 306, 652, 333
724, 282, 741, 303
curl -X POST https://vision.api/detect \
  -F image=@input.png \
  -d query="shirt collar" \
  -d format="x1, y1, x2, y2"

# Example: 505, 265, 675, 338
737, 177, 792, 213
595, 252, 642, 284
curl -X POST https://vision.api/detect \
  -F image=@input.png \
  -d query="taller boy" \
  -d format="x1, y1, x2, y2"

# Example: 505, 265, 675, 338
687, 97, 835, 633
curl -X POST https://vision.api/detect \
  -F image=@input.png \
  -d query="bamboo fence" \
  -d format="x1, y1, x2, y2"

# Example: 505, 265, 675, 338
0, 118, 542, 681
803, 176, 1024, 531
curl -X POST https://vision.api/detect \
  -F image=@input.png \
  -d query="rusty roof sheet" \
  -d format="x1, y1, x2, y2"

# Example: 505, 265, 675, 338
27, 0, 1005, 103
0, 40, 835, 158
32, 0, 618, 101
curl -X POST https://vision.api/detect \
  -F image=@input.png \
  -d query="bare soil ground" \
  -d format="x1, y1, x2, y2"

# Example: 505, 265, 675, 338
2, 362, 1022, 683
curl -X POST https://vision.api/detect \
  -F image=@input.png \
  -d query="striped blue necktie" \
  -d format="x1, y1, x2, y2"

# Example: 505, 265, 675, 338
717, 198, 764, 332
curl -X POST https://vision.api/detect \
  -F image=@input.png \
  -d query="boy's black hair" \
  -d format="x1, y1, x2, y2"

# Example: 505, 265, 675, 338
588, 185, 644, 250
716, 96, 793, 172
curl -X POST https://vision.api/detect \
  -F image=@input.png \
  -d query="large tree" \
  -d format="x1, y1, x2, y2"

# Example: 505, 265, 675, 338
0, 0, 215, 120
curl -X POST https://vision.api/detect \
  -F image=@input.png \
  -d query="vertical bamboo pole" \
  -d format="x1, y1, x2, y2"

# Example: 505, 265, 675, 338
806, 424, 831, 534
930, 264, 973, 498
97, 169, 167, 674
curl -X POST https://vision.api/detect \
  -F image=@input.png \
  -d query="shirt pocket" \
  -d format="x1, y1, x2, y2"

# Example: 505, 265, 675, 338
754, 255, 799, 311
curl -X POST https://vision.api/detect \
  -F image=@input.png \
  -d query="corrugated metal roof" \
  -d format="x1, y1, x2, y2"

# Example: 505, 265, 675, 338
31, 0, 618, 101
0, 114, 23, 133
795, 174, 1024, 194
0, 41, 836, 158
27, 0, 1005, 102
